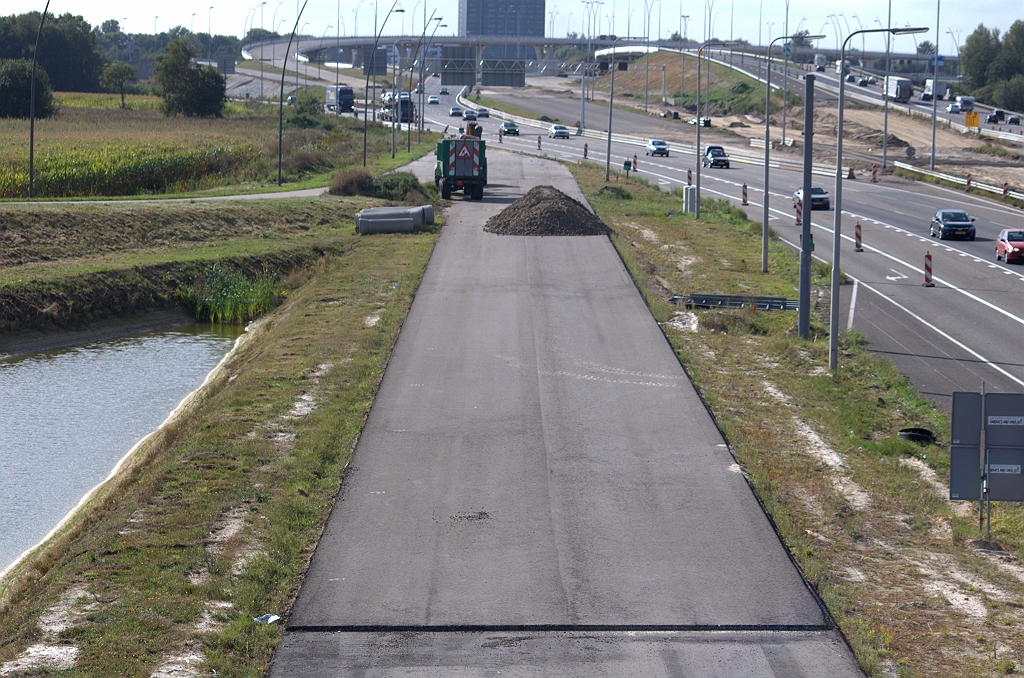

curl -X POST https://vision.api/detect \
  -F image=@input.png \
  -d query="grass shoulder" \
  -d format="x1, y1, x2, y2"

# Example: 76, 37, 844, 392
568, 161, 1023, 677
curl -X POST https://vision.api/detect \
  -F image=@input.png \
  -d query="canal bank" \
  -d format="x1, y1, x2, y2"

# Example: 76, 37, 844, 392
0, 221, 440, 675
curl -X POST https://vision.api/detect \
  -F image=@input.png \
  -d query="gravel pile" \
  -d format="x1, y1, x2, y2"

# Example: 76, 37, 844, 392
484, 185, 610, 236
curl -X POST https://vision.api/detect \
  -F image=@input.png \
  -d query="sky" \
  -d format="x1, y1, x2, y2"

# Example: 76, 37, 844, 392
68, 0, 1019, 55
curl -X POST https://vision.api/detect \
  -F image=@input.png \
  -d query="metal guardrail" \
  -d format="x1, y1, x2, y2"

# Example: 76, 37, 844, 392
681, 293, 799, 311
893, 161, 1023, 201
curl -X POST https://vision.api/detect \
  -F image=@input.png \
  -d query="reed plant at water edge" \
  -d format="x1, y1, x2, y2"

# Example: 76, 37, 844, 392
177, 264, 282, 323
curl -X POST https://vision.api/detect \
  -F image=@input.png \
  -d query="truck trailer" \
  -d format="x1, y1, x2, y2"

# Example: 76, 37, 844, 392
921, 79, 947, 101
325, 86, 355, 113
814, 54, 828, 72
435, 137, 487, 200
884, 76, 913, 103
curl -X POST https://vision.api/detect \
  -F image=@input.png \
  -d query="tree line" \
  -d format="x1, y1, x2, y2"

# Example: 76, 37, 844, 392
961, 20, 1024, 110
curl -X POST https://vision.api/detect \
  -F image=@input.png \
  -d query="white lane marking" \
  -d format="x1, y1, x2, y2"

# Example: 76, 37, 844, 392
885, 270, 909, 281
847, 279, 859, 330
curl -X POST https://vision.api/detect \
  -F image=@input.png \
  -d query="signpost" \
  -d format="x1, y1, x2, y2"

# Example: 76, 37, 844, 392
965, 111, 979, 128
950, 391, 1024, 531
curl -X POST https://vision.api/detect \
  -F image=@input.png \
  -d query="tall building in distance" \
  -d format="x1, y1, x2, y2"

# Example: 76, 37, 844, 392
458, 0, 545, 38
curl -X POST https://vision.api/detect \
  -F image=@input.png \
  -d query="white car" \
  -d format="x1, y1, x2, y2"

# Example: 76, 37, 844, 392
428, 95, 439, 104
548, 124, 571, 139
946, 103, 961, 114
645, 139, 669, 156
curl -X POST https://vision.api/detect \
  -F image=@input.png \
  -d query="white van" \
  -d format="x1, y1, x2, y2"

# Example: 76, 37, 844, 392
956, 95, 975, 112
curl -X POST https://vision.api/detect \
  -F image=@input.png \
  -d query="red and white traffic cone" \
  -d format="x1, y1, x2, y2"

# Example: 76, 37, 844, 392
923, 250, 935, 287
538, 136, 542, 150
855, 221, 863, 251
871, 164, 878, 183
1003, 182, 1009, 200
584, 142, 588, 159
742, 183, 748, 205
795, 199, 802, 225
966, 173, 972, 192
632, 153, 638, 171
687, 168, 693, 185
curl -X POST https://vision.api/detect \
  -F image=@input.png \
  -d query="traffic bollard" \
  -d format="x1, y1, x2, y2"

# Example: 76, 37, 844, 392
584, 142, 588, 159
795, 199, 802, 225
632, 154, 638, 171
687, 168, 692, 185
855, 221, 863, 252
966, 173, 972, 192
871, 164, 878, 183
742, 183, 748, 205
1003, 182, 1009, 200
923, 251, 935, 287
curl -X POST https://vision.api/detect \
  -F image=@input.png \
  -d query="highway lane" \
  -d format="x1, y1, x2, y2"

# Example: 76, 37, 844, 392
417, 80, 1024, 409
271, 150, 859, 674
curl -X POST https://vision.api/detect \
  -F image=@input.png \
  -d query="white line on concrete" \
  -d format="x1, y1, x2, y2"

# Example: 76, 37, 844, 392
847, 280, 859, 331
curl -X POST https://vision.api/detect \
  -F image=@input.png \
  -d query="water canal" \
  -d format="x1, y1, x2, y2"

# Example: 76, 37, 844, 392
0, 324, 243, 574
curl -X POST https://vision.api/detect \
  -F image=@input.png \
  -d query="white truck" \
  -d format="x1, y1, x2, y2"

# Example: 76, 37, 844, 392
956, 95, 975, 112
884, 76, 913, 103
921, 79, 947, 101
835, 60, 851, 74
814, 54, 828, 72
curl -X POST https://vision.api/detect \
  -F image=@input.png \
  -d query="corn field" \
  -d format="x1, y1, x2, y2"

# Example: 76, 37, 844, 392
0, 144, 259, 198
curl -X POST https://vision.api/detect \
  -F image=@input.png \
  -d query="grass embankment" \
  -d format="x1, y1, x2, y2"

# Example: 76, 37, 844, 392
593, 51, 800, 115
469, 96, 566, 125
569, 162, 1024, 677
0, 93, 438, 199
0, 199, 440, 676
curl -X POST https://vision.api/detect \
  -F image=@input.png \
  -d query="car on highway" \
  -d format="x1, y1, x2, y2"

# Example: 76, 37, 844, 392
845, 74, 856, 83
702, 145, 730, 168
500, 121, 519, 136
946, 103, 961, 114
645, 139, 670, 156
930, 209, 976, 240
413, 84, 423, 93
687, 117, 711, 126
428, 95, 440, 104
1009, 115, 1021, 125
792, 187, 831, 210
462, 109, 477, 121
477, 108, 489, 117
548, 124, 571, 139
993, 109, 1006, 121
857, 77, 869, 87
439, 86, 450, 95
996, 229, 1024, 262
449, 106, 463, 117
986, 113, 999, 124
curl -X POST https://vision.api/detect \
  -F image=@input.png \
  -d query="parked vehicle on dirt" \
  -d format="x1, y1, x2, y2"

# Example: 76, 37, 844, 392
930, 209, 976, 240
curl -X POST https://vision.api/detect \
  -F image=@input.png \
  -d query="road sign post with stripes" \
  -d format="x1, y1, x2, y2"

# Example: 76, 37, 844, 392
923, 250, 935, 287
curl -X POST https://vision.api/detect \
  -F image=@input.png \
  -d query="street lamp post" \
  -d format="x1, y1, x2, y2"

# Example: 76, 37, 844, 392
363, 1, 404, 166
762, 33, 825, 273
606, 36, 643, 181
695, 40, 732, 218
780, 0, 789, 148
680, 14, 690, 102
353, 0, 363, 37
828, 26, 928, 370
154, 16, 158, 35
643, 0, 658, 112
318, 26, 332, 80
947, 28, 961, 99
420, 19, 446, 141
929, 0, 941, 171
208, 7, 214, 61
279, 0, 311, 185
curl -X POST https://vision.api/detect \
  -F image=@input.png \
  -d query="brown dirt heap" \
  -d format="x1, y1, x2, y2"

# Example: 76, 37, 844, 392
484, 185, 610, 236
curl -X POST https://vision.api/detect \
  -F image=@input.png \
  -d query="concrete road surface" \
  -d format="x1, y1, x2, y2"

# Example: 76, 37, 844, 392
270, 151, 861, 675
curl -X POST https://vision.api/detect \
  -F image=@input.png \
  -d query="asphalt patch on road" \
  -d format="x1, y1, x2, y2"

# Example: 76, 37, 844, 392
484, 185, 610, 236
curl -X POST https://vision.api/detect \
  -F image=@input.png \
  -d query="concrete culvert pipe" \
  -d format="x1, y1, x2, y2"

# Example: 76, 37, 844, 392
357, 216, 416, 235
355, 205, 433, 234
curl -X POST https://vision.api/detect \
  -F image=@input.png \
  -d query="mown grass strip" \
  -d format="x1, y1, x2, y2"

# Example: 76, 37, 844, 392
569, 162, 1024, 677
